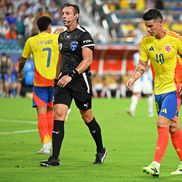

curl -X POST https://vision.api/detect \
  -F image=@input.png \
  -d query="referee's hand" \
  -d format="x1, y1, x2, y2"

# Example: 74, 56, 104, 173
57, 75, 72, 88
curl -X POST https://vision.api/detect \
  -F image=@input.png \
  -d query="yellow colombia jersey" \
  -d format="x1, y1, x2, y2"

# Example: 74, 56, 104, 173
22, 32, 59, 86
139, 30, 182, 94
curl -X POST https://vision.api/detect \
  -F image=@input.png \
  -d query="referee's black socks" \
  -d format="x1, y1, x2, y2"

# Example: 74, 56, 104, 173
86, 118, 104, 153
52, 120, 64, 159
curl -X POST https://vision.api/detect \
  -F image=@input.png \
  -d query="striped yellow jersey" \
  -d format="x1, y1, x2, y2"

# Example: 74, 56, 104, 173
22, 32, 59, 86
139, 30, 182, 94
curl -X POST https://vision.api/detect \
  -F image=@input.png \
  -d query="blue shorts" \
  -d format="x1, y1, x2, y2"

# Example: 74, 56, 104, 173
33, 86, 54, 108
155, 91, 181, 121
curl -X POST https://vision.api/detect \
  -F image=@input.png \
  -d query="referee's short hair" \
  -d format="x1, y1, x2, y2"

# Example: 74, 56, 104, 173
143, 9, 163, 21
37, 16, 52, 31
62, 3, 80, 15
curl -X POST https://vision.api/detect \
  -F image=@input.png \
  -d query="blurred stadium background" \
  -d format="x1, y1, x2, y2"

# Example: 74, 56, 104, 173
0, 0, 181, 98
1, 1, 182, 181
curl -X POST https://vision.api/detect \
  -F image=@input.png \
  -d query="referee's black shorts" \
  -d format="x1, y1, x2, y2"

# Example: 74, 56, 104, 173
54, 73, 92, 111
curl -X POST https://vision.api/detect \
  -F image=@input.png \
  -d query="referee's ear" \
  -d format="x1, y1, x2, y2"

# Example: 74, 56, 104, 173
74, 14, 79, 20
74, 13, 79, 22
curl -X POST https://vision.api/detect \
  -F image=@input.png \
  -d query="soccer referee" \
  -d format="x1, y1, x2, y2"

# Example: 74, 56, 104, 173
40, 3, 107, 167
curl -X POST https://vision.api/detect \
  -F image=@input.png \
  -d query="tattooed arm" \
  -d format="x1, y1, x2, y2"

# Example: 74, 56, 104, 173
126, 60, 148, 90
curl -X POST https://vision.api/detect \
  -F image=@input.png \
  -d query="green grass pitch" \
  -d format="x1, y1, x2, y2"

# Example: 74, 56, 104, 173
0, 97, 182, 181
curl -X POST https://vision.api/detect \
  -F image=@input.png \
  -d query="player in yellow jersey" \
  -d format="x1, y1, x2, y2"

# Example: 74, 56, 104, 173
18, 16, 60, 154
127, 9, 182, 177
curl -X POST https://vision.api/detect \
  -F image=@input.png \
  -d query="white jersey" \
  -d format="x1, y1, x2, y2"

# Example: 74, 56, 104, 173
132, 52, 153, 94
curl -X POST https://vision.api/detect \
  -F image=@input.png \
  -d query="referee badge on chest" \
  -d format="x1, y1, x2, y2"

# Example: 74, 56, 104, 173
70, 41, 78, 51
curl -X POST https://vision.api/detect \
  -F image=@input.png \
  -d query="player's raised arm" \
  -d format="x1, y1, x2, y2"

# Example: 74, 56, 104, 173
126, 60, 148, 90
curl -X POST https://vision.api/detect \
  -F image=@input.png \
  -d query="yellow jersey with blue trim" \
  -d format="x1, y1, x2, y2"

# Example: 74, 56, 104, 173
139, 30, 182, 95
22, 32, 59, 86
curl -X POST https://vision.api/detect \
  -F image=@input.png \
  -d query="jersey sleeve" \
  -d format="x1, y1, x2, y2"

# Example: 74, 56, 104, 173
178, 37, 182, 57
139, 38, 149, 63
80, 32, 95, 50
22, 38, 32, 59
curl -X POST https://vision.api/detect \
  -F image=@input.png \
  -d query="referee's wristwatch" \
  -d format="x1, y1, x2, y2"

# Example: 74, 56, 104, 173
68, 69, 79, 79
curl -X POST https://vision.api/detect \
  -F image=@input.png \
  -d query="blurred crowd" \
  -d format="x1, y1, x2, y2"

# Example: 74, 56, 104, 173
0, 0, 65, 45
78, 0, 182, 43
0, 53, 21, 97
0, 0, 181, 44
0, 51, 36, 98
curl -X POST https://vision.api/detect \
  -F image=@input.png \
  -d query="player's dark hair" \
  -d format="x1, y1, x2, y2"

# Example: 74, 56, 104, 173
37, 16, 52, 31
63, 3, 80, 15
143, 9, 163, 21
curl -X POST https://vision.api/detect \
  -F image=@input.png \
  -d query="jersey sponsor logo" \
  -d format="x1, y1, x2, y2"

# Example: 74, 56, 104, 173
70, 41, 78, 51
149, 46, 154, 51
164, 45, 171, 52
59, 43, 63, 50
83, 39, 92, 44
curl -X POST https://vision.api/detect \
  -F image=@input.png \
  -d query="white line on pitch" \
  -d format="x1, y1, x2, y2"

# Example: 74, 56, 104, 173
0, 118, 36, 125
0, 129, 38, 135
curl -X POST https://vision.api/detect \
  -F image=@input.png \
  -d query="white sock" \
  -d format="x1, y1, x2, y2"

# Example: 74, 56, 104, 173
130, 95, 138, 113
153, 161, 160, 167
148, 95, 153, 114
43, 143, 51, 149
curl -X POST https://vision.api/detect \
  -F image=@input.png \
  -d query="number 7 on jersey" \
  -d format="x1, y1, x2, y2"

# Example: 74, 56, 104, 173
42, 47, 52, 67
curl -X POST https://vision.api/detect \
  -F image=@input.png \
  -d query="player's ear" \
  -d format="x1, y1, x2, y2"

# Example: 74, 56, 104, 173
47, 24, 52, 33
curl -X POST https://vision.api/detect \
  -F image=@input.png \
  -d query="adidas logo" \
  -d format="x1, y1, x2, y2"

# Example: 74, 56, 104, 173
149, 46, 154, 51
161, 108, 167, 114
151, 167, 158, 173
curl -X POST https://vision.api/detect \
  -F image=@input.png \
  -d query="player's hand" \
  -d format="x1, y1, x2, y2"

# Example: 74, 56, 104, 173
57, 75, 72, 88
53, 28, 64, 34
126, 78, 135, 90
18, 72, 24, 80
